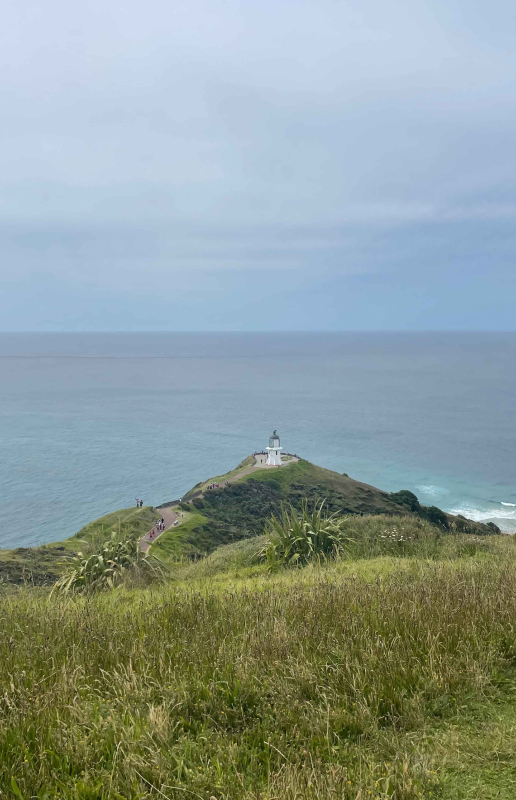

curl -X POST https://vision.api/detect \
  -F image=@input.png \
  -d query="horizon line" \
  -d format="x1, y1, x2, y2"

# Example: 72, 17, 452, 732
1, 329, 516, 335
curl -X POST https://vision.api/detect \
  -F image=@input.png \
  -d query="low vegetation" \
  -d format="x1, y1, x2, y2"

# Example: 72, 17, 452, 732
1, 533, 516, 798
0, 458, 509, 798
166, 461, 496, 562
0, 506, 157, 587
184, 455, 256, 498
150, 511, 212, 563
52, 532, 163, 595
0, 459, 496, 587
0, 500, 515, 799
389, 489, 498, 534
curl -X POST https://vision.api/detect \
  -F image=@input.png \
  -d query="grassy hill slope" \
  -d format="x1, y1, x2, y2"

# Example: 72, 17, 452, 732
2, 533, 516, 798
0, 505, 156, 586
239, 458, 403, 512
153, 458, 406, 563
153, 458, 496, 564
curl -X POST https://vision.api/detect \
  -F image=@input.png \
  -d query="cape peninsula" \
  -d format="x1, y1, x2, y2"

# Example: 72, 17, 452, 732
0, 452, 498, 586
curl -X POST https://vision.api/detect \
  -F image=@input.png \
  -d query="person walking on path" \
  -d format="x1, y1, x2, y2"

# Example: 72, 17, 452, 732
140, 506, 180, 553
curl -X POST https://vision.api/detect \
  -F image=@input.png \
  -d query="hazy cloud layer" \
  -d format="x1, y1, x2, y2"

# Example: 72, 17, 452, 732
1, 0, 515, 329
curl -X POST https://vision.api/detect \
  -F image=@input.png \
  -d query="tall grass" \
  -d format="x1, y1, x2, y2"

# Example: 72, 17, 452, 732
261, 507, 496, 571
171, 513, 504, 584
1, 546, 516, 798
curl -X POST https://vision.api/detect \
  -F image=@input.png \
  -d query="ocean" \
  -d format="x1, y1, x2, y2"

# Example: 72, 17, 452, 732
1, 331, 515, 548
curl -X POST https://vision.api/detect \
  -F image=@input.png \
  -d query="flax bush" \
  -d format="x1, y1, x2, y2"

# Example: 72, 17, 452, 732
262, 500, 354, 568
52, 532, 163, 595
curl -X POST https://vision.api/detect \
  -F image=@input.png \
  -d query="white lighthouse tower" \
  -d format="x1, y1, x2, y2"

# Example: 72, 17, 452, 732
267, 430, 283, 466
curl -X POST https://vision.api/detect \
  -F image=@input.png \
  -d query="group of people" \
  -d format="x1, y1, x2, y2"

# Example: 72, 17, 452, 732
149, 517, 165, 539
135, 498, 144, 508
206, 480, 229, 491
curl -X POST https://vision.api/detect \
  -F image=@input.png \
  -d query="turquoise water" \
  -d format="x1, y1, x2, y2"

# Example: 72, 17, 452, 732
1, 332, 515, 548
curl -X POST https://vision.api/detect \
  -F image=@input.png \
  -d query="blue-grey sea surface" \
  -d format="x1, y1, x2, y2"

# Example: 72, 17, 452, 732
1, 332, 515, 548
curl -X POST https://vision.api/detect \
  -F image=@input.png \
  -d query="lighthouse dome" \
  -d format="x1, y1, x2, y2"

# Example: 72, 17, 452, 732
269, 430, 280, 447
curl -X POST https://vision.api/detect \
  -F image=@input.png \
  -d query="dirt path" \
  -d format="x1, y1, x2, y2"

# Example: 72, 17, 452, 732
139, 506, 179, 553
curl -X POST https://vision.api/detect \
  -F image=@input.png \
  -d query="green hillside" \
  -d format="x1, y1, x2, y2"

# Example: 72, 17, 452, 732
152, 458, 496, 564
0, 457, 497, 583
0, 505, 156, 586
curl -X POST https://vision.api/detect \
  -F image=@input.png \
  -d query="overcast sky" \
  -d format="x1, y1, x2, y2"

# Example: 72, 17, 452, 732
1, 0, 515, 331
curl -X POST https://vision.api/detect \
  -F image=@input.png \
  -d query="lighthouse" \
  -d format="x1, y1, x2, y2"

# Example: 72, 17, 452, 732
267, 430, 283, 466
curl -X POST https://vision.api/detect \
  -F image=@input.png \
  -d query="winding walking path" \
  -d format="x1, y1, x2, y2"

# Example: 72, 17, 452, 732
139, 506, 179, 553
139, 452, 300, 553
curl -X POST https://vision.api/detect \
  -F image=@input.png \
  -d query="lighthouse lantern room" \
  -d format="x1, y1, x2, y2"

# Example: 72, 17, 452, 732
267, 430, 283, 466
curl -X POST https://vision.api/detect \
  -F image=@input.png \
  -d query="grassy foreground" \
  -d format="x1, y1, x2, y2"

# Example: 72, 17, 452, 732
2, 532, 516, 798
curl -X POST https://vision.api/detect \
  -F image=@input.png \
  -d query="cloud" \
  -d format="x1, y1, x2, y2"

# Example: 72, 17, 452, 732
0, 0, 515, 328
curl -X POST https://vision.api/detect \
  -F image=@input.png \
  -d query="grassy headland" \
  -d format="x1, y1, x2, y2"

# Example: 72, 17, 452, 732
152, 458, 496, 564
0, 457, 496, 583
183, 454, 256, 498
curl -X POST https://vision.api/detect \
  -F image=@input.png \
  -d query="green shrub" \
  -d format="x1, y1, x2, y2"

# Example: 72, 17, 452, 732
390, 489, 421, 512
262, 500, 354, 568
486, 521, 501, 533
192, 498, 205, 509
423, 505, 449, 529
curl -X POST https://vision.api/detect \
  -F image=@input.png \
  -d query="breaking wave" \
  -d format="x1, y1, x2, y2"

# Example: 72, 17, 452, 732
415, 485, 449, 498
449, 504, 516, 521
